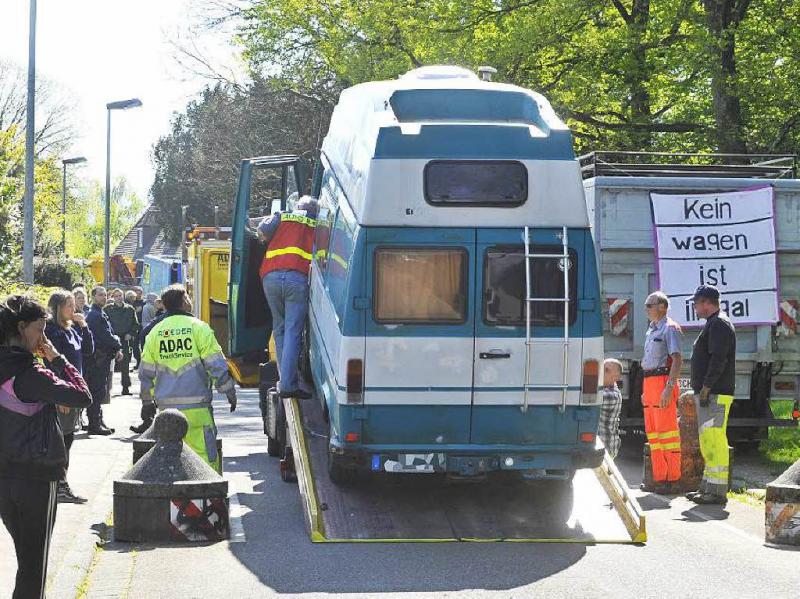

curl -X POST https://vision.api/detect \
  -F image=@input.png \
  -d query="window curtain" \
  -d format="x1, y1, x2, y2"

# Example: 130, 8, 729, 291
376, 249, 465, 322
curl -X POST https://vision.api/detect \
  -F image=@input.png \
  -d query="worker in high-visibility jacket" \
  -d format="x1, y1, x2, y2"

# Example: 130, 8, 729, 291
687, 285, 736, 506
258, 196, 319, 400
641, 291, 683, 494
138, 285, 236, 473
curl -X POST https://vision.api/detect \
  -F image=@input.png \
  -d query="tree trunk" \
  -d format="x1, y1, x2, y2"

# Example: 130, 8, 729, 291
703, 0, 749, 155
626, 0, 653, 149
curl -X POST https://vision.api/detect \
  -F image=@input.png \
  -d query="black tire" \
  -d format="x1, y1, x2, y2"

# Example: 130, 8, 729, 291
267, 435, 282, 457
281, 447, 296, 483
266, 397, 287, 458
327, 450, 358, 486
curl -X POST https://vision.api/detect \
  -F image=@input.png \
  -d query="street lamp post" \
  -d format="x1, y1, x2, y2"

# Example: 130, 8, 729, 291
61, 156, 86, 253
104, 98, 142, 284
22, 0, 37, 283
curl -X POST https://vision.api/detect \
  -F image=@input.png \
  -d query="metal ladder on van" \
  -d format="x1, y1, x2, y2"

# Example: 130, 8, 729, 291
523, 226, 570, 413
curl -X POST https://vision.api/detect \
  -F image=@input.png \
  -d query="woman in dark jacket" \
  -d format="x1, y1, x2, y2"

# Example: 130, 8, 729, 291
0, 295, 92, 599
46, 289, 94, 503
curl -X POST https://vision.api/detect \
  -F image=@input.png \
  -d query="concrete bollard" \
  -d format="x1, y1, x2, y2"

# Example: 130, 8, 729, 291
765, 458, 800, 546
114, 409, 229, 543
133, 418, 224, 473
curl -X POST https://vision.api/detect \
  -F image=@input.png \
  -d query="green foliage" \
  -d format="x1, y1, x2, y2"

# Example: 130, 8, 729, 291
65, 178, 144, 259
760, 401, 800, 468
150, 79, 329, 242
32, 256, 93, 290
234, 0, 800, 156
0, 283, 63, 307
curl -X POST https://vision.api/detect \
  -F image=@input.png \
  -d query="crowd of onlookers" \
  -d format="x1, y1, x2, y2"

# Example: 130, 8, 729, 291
0, 284, 168, 598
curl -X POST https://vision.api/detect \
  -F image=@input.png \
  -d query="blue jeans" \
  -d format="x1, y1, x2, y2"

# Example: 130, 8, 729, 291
262, 270, 309, 392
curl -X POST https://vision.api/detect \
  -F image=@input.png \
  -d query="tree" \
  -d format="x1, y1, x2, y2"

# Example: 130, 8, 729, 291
230, 0, 800, 157
150, 78, 329, 241
0, 60, 77, 157
65, 177, 144, 259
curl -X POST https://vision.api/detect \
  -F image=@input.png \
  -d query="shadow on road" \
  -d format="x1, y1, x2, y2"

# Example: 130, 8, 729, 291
225, 451, 590, 594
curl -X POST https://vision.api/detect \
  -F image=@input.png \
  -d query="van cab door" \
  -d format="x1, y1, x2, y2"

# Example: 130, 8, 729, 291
471, 228, 584, 445
229, 156, 307, 356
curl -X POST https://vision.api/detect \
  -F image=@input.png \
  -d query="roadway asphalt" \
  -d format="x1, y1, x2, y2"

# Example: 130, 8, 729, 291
2, 374, 797, 598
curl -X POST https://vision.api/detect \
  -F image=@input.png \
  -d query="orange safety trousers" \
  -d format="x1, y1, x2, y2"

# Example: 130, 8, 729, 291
642, 375, 681, 482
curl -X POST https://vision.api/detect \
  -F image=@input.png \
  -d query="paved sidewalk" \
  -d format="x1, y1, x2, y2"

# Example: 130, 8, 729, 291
1, 371, 142, 599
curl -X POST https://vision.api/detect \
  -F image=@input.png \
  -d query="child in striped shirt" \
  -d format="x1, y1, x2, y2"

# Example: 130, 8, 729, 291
599, 358, 623, 459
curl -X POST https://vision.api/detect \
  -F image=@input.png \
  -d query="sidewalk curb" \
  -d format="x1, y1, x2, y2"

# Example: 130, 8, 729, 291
48, 436, 132, 599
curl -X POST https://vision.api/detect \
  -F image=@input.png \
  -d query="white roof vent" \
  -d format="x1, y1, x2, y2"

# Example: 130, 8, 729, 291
400, 65, 478, 80
477, 66, 497, 81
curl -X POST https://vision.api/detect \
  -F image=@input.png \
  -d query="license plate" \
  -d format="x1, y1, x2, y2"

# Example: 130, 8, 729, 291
381, 453, 443, 474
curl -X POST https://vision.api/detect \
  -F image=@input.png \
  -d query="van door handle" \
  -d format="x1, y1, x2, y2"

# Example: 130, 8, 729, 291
480, 351, 511, 359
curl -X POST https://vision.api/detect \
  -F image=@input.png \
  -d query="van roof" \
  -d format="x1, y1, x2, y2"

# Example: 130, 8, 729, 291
319, 67, 590, 229
322, 66, 574, 162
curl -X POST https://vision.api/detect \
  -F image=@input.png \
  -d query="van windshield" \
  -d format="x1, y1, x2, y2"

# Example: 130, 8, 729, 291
484, 245, 577, 327
424, 161, 527, 206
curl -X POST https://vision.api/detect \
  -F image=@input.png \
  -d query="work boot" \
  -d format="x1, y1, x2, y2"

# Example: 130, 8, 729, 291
690, 492, 727, 506
57, 482, 87, 504
87, 425, 113, 436
121, 388, 132, 396
640, 482, 669, 494
129, 419, 152, 434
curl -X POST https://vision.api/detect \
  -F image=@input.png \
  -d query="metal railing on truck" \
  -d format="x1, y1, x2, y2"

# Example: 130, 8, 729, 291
579, 151, 797, 180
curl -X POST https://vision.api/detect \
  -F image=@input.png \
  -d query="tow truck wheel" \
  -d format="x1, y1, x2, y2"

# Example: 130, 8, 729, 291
267, 397, 287, 458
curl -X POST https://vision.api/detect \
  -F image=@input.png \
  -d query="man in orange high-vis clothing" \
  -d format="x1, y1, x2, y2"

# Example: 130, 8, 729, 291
258, 196, 318, 400
641, 291, 683, 493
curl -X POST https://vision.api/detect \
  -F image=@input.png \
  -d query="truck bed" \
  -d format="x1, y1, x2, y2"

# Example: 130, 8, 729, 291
284, 397, 645, 543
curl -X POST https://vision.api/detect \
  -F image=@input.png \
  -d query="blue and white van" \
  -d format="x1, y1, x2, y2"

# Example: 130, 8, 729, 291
230, 66, 605, 483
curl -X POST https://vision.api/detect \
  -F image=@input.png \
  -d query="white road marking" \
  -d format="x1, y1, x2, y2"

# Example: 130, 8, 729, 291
228, 493, 249, 543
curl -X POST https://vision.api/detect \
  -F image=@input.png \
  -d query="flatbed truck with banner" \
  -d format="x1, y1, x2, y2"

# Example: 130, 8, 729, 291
227, 67, 647, 544
582, 151, 800, 444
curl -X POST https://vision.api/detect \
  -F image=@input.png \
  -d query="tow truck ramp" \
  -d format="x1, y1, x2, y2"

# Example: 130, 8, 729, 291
284, 398, 646, 544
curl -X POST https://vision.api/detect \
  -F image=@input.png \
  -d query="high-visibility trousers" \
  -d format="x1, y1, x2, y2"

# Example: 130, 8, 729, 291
694, 393, 732, 497
642, 375, 681, 483
167, 406, 222, 474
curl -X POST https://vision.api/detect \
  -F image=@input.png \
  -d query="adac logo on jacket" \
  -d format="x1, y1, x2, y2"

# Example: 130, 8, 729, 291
156, 326, 195, 358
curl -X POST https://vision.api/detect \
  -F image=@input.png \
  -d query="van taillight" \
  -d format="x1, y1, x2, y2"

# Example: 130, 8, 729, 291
346, 359, 364, 403
582, 359, 599, 398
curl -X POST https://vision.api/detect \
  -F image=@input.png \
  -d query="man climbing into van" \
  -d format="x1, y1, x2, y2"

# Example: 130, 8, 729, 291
257, 195, 318, 399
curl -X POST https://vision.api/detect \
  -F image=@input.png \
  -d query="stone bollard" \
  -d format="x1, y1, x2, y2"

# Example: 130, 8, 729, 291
133, 418, 224, 473
765, 458, 800, 546
114, 409, 229, 543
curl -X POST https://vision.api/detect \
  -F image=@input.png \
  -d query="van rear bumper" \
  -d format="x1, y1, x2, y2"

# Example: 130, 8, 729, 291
329, 440, 604, 477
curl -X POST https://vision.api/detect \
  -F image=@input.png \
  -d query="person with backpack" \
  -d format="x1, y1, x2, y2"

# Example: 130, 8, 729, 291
0, 295, 92, 599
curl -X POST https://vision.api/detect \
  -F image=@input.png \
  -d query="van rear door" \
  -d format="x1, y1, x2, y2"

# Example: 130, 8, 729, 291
471, 228, 583, 445
229, 156, 306, 356
362, 228, 476, 445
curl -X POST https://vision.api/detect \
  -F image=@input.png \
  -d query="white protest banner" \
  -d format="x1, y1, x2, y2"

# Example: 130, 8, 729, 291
650, 186, 778, 327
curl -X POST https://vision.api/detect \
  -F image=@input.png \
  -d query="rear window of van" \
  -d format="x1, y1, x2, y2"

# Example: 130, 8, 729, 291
484, 245, 577, 327
374, 248, 467, 324
424, 161, 527, 206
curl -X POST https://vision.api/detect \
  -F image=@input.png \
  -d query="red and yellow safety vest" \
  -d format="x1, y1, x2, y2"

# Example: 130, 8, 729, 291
259, 213, 317, 278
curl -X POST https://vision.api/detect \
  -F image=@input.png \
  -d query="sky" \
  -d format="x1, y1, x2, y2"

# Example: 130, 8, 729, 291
0, 0, 243, 201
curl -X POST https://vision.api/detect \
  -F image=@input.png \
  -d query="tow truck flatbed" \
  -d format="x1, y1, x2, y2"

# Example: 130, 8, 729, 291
283, 397, 647, 544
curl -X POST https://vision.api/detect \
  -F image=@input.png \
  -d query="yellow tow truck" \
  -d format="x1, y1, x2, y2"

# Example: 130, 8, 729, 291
183, 225, 266, 387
